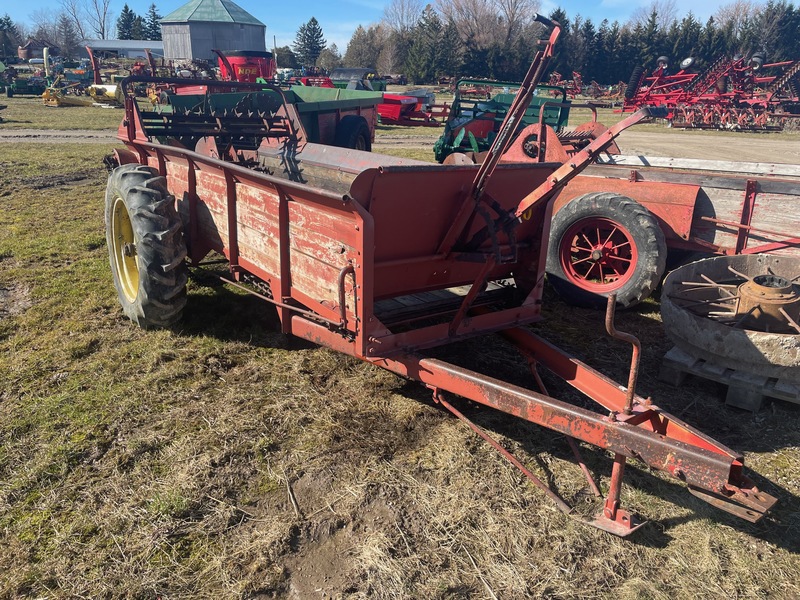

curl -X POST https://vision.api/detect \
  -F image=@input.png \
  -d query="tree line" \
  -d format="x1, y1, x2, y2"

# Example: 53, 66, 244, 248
290, 0, 800, 85
5, 0, 800, 82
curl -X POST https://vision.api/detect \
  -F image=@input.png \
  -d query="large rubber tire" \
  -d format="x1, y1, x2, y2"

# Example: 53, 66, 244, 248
105, 164, 188, 328
625, 66, 645, 100
334, 115, 371, 151
546, 193, 667, 308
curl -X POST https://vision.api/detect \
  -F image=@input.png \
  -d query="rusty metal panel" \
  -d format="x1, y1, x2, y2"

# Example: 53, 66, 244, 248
363, 164, 552, 296
287, 200, 358, 317
236, 185, 282, 277
555, 175, 700, 241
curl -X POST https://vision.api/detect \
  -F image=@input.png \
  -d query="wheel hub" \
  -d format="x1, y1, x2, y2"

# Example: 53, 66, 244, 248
561, 217, 637, 290
111, 196, 140, 303
736, 274, 800, 331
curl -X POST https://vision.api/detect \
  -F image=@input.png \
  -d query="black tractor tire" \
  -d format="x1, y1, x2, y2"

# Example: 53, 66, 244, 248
334, 115, 371, 151
625, 66, 645, 99
105, 164, 188, 328
546, 192, 667, 309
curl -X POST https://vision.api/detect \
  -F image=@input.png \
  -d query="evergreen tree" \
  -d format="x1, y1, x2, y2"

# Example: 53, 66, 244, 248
594, 19, 612, 83
145, 4, 162, 41
343, 25, 383, 68
131, 15, 145, 40
293, 17, 326, 67
0, 14, 21, 58
274, 46, 299, 69
699, 16, 727, 63
547, 8, 571, 76
459, 34, 489, 78
572, 17, 597, 76
116, 4, 136, 40
438, 20, 462, 78
404, 6, 442, 83
316, 43, 342, 71
638, 9, 666, 66
57, 13, 80, 58
672, 13, 702, 64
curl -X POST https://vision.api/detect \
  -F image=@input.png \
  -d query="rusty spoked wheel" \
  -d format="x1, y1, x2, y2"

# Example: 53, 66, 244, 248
661, 255, 800, 383
664, 259, 800, 335
105, 164, 188, 329
559, 216, 638, 292
547, 192, 666, 308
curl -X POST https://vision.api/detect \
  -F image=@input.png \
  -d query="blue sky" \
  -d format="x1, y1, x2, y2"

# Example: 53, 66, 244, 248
6, 0, 730, 52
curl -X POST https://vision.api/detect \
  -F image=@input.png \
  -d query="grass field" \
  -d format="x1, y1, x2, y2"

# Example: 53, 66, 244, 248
0, 96, 123, 130
1, 106, 799, 598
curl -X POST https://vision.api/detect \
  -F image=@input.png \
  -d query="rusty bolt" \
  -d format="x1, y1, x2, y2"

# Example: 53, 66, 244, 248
122, 243, 137, 257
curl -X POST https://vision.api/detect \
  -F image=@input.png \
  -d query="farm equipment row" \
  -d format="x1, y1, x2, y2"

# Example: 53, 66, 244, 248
433, 69, 800, 308
623, 53, 800, 130
104, 17, 777, 536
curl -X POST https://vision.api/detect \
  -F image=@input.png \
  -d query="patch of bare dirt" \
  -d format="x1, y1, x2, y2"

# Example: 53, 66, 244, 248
25, 169, 97, 189
0, 283, 32, 320
617, 130, 800, 163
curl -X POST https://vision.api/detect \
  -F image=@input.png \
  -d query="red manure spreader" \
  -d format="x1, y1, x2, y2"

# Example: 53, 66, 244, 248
104, 18, 777, 535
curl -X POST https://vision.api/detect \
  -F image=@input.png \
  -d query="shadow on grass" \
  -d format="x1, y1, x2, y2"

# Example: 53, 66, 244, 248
440, 392, 800, 552
177, 272, 800, 550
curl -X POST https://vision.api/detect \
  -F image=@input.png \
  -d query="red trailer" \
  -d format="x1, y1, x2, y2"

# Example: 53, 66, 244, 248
105, 19, 776, 536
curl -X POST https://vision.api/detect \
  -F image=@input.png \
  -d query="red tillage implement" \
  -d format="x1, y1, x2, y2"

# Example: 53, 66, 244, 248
107, 18, 776, 535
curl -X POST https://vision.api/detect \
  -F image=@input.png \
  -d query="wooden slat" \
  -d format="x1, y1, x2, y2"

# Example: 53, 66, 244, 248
596, 154, 800, 179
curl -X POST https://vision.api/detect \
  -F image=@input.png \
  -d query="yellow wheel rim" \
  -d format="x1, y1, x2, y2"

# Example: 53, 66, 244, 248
111, 196, 139, 302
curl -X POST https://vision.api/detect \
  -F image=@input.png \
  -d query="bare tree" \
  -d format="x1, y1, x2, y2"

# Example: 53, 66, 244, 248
437, 0, 499, 48
437, 0, 539, 49
29, 9, 59, 42
715, 0, 761, 38
382, 0, 424, 33
59, 0, 87, 40
86, 0, 113, 39
628, 0, 678, 29
495, 0, 539, 45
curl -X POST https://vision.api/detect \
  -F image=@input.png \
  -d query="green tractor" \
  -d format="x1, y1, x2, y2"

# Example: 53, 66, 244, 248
433, 79, 571, 163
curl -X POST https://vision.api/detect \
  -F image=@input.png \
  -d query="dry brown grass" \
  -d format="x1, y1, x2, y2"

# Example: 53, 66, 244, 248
0, 129, 799, 598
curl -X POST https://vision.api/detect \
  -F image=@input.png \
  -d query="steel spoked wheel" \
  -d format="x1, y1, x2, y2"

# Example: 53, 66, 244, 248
559, 216, 638, 292
547, 192, 667, 308
661, 255, 800, 382
110, 195, 139, 303
105, 164, 188, 329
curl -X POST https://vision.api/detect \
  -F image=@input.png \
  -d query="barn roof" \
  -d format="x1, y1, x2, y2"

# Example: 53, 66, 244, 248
161, 0, 265, 26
